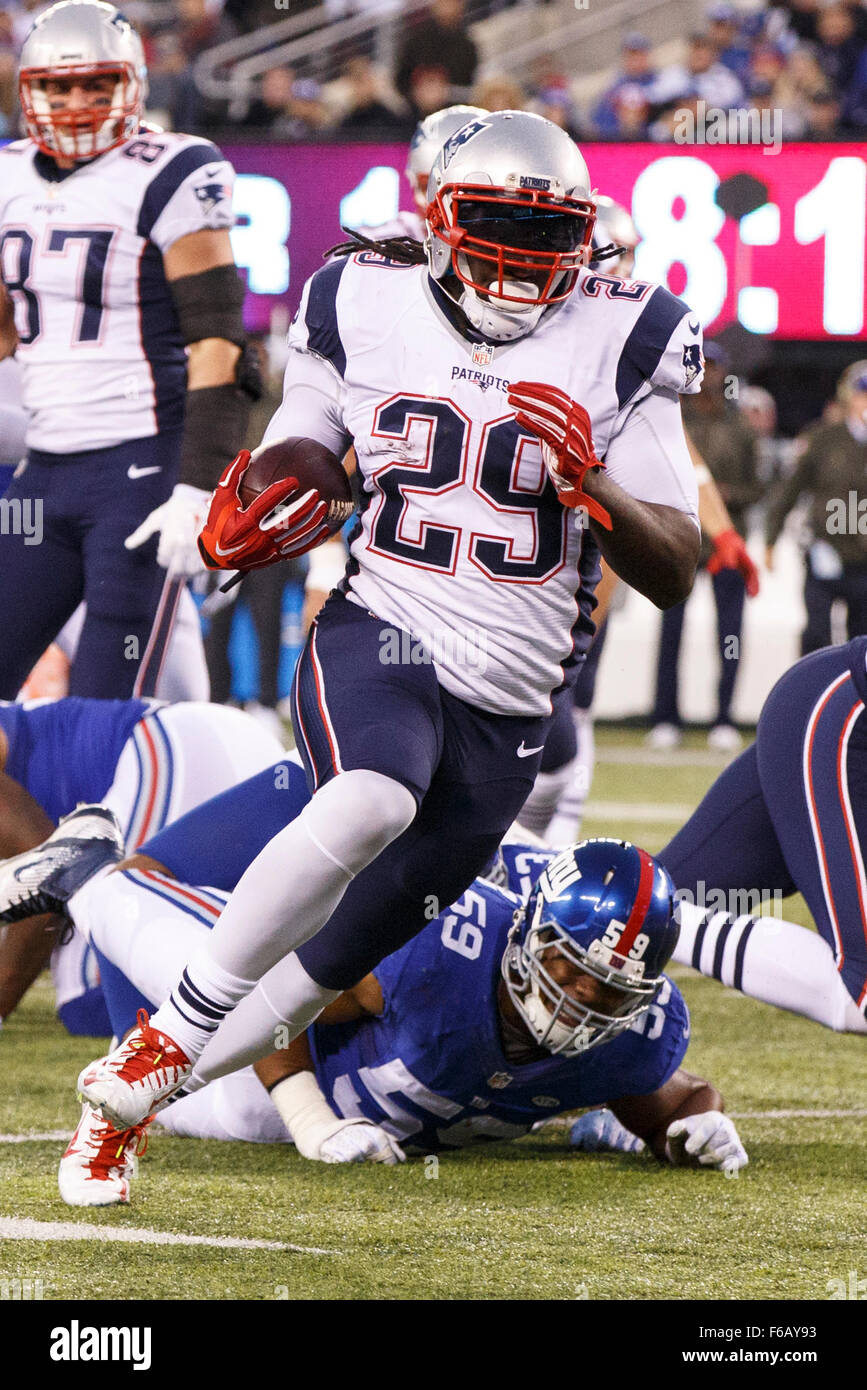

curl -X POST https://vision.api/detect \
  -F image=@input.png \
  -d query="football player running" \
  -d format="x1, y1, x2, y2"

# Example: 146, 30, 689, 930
0, 0, 258, 700
5, 111, 704, 1136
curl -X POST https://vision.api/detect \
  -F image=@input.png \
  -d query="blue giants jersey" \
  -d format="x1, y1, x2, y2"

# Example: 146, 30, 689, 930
309, 878, 690, 1151
0, 696, 149, 823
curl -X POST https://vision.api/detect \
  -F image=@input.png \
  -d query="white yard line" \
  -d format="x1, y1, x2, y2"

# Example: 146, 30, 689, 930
585, 800, 694, 822
0, 1216, 339, 1256
596, 747, 737, 767
0, 1132, 70, 1144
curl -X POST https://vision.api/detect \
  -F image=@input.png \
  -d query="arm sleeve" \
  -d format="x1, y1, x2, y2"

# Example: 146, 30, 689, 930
143, 144, 236, 253
603, 386, 700, 527
260, 347, 352, 458
260, 266, 353, 456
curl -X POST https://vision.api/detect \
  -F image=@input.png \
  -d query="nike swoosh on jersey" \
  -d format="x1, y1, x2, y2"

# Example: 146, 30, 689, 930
516, 742, 545, 758
688, 321, 700, 335
205, 165, 222, 176
127, 465, 163, 479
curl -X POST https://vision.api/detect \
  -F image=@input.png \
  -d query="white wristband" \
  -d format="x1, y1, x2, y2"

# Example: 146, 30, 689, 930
693, 462, 712, 486
304, 536, 348, 593
269, 1071, 347, 1158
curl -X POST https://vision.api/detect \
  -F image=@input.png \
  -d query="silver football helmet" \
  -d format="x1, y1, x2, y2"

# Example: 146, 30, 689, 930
426, 110, 596, 342
406, 105, 488, 214
591, 195, 638, 276
18, 0, 147, 162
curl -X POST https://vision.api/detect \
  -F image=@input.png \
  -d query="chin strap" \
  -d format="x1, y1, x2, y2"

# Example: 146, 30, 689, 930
457, 284, 547, 342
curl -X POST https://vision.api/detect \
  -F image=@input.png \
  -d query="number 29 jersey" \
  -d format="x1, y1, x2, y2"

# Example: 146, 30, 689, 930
276, 255, 702, 717
0, 130, 235, 453
309, 876, 690, 1152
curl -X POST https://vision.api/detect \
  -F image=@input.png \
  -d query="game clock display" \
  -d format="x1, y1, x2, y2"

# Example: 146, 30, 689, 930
216, 140, 867, 342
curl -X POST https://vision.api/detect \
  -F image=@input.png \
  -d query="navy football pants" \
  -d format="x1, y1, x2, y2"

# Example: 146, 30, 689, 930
0, 432, 180, 698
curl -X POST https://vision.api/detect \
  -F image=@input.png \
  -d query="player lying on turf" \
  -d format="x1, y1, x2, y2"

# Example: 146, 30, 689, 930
0, 696, 283, 1031
659, 638, 867, 1036
0, 794, 744, 1202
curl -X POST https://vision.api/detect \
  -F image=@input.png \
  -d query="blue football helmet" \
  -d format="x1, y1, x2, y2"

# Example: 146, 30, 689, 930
501, 838, 678, 1056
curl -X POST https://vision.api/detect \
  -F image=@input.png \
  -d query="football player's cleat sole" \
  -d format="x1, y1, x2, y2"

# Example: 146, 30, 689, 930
0, 804, 124, 924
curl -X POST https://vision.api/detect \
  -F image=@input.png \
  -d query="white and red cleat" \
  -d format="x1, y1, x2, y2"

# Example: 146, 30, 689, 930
78, 1009, 192, 1131
58, 1103, 151, 1207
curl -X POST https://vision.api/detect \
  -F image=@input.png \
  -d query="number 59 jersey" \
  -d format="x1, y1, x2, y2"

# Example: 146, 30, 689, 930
0, 130, 236, 454
276, 255, 702, 716
309, 876, 691, 1152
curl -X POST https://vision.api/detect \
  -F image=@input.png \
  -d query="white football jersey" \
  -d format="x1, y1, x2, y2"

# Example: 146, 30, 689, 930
266, 256, 702, 717
0, 130, 235, 453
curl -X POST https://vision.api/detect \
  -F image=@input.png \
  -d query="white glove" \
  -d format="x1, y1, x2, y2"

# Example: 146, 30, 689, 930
569, 1108, 645, 1155
270, 1070, 406, 1165
665, 1111, 748, 1172
318, 1120, 406, 1166
125, 483, 211, 576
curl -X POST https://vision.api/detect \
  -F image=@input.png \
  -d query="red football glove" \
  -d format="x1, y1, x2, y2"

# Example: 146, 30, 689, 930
506, 380, 612, 530
197, 450, 332, 572
706, 527, 760, 597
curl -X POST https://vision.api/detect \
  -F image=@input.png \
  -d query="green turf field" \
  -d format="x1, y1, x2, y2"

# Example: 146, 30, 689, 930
1, 728, 864, 1301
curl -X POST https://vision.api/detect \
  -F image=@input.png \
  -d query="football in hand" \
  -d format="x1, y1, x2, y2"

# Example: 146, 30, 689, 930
239, 437, 354, 535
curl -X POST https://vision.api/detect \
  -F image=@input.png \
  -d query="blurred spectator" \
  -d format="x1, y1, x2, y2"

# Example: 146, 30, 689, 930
768, 0, 820, 45
749, 41, 787, 91
336, 55, 409, 135
706, 2, 753, 85
802, 84, 842, 137
243, 66, 333, 137
0, 9, 16, 136
814, 3, 863, 95
766, 367, 867, 653
531, 83, 581, 138
648, 344, 761, 751
650, 32, 746, 110
407, 63, 453, 123
396, 0, 478, 101
592, 33, 656, 135
472, 73, 527, 112
739, 385, 795, 487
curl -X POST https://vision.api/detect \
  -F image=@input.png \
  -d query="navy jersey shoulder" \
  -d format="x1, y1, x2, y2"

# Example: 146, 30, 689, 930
135, 136, 226, 240
616, 284, 693, 408
0, 697, 149, 822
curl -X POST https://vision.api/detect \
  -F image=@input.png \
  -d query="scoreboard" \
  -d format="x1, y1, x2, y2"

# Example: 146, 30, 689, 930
221, 140, 867, 342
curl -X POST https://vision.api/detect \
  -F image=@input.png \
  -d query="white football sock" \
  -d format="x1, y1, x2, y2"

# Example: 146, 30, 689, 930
675, 900, 867, 1033
150, 770, 415, 1062
180, 954, 338, 1094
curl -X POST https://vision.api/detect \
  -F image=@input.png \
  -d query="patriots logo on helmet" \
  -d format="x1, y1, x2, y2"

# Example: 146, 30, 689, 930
194, 181, 230, 213
682, 342, 704, 388
441, 118, 491, 169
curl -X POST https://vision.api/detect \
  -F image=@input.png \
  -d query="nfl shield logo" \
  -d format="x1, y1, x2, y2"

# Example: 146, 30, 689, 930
472, 342, 493, 367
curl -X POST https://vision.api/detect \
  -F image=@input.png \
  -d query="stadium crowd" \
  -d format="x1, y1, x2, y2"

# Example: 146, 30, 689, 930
3, 0, 867, 139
